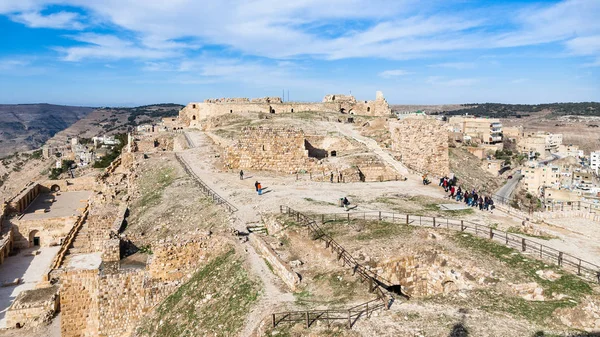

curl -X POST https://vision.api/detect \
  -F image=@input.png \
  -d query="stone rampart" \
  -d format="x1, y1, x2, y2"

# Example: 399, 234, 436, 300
225, 127, 322, 173
61, 269, 100, 337
179, 91, 391, 126
389, 117, 450, 177
249, 233, 300, 291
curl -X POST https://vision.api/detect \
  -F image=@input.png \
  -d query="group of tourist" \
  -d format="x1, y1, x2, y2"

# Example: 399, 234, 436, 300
435, 176, 495, 211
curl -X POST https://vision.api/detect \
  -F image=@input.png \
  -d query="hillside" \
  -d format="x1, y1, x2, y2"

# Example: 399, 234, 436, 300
0, 104, 94, 157
46, 104, 183, 147
436, 102, 600, 118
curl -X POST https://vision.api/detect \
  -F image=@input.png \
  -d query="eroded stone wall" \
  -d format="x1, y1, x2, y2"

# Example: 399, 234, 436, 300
61, 269, 100, 337
389, 117, 450, 177
249, 234, 300, 290
225, 127, 321, 173
147, 235, 217, 281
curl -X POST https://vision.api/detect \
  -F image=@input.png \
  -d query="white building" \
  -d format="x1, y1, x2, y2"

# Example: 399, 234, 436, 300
591, 151, 600, 175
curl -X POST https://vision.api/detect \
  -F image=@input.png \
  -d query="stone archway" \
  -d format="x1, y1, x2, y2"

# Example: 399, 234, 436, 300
192, 115, 196, 120
29, 230, 40, 247
51, 184, 60, 192
442, 280, 458, 295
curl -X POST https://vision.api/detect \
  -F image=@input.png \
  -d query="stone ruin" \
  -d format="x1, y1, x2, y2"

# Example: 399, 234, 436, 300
389, 116, 450, 177
179, 91, 392, 127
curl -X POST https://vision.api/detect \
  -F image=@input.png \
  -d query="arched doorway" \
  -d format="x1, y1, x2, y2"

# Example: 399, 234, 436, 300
29, 230, 40, 247
192, 115, 196, 120
51, 184, 60, 192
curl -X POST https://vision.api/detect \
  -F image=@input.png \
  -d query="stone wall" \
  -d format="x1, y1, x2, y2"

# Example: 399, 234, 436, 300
12, 217, 78, 249
225, 127, 322, 173
6, 285, 59, 329
39, 176, 98, 194
147, 235, 217, 281
61, 269, 100, 337
7, 183, 40, 214
249, 234, 300, 291
389, 117, 450, 177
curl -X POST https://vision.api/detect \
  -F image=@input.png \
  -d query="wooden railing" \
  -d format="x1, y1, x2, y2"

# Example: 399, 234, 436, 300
280, 206, 396, 304
176, 154, 238, 213
303, 209, 600, 284
272, 299, 385, 329
43, 202, 90, 281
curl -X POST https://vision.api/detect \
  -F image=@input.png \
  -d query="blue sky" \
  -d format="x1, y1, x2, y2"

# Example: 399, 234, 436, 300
0, 0, 598, 106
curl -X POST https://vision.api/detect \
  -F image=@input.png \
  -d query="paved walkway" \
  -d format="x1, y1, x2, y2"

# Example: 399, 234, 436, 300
0, 246, 60, 329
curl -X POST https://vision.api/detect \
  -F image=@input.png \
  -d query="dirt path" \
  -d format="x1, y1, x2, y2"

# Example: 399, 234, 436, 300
334, 123, 411, 177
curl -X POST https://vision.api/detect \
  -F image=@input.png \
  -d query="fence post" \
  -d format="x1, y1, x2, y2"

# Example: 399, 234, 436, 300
475, 224, 478, 235
347, 310, 351, 329
379, 211, 382, 221
366, 302, 369, 317
279, 205, 282, 214
306, 311, 309, 328
578, 259, 581, 275
321, 214, 325, 224
433, 217, 436, 227
522, 238, 526, 252
505, 232, 508, 245
489, 228, 493, 239
447, 219, 449, 229
347, 213, 350, 225
558, 252, 563, 266
461, 220, 464, 231
406, 214, 409, 225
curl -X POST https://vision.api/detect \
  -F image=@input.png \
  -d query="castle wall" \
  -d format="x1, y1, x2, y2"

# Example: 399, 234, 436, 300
249, 234, 300, 291
61, 269, 100, 337
146, 236, 216, 282
225, 127, 322, 173
178, 92, 392, 126
389, 117, 450, 177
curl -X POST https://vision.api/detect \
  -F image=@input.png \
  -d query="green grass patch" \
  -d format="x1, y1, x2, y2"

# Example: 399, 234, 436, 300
136, 249, 260, 337
354, 220, 415, 241
507, 227, 557, 241
136, 167, 176, 209
476, 289, 578, 325
451, 232, 592, 300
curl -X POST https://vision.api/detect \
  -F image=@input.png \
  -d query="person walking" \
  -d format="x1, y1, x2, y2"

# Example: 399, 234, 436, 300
240, 170, 244, 180
257, 182, 262, 195
254, 181, 259, 193
450, 185, 456, 199
330, 172, 334, 183
478, 196, 484, 210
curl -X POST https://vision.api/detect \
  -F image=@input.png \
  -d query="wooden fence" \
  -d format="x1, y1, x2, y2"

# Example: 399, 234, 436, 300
302, 208, 600, 284
176, 154, 238, 213
272, 299, 385, 329
280, 206, 396, 304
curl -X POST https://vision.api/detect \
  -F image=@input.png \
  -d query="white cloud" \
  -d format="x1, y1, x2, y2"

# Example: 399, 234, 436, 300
426, 76, 479, 86
428, 62, 476, 70
379, 69, 411, 78
57, 33, 177, 61
0, 59, 29, 70
1, 0, 599, 66
11, 11, 84, 29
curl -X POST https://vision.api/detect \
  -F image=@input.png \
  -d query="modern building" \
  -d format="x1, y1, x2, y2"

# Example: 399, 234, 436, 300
522, 165, 561, 194
518, 132, 563, 158
591, 151, 600, 175
447, 116, 502, 144
557, 144, 582, 158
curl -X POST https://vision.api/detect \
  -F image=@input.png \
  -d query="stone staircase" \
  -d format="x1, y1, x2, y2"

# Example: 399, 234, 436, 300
61, 217, 93, 267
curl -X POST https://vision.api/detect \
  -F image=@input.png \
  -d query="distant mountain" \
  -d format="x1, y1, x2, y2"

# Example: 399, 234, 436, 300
0, 104, 95, 157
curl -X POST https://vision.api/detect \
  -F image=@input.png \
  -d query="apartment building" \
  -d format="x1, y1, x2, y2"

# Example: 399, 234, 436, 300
448, 116, 503, 144
522, 165, 561, 194
591, 151, 600, 175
